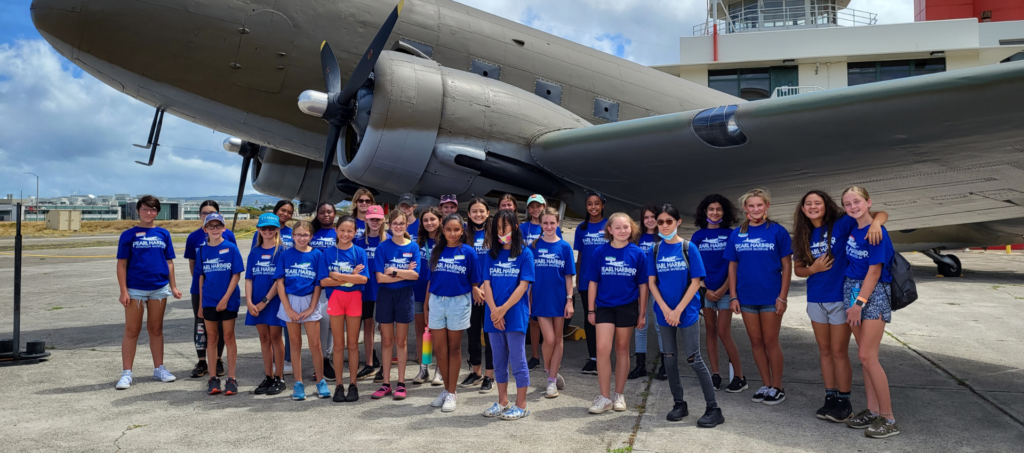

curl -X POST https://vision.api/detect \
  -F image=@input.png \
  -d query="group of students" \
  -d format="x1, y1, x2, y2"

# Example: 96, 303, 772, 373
113, 185, 900, 437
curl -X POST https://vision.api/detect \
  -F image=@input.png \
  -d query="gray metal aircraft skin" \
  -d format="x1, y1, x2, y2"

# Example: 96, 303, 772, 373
29, 0, 1024, 273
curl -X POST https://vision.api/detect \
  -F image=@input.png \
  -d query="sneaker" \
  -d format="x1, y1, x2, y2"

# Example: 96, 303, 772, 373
207, 377, 222, 395
697, 407, 725, 428
612, 393, 627, 412
413, 364, 429, 384
483, 402, 511, 417
725, 375, 748, 393
762, 387, 786, 405
254, 376, 274, 395
711, 373, 722, 391
431, 366, 444, 386
751, 385, 771, 403
500, 404, 530, 420
346, 384, 359, 402
323, 358, 336, 381
545, 381, 559, 398
356, 365, 376, 379
333, 385, 347, 403
460, 372, 483, 388
556, 373, 565, 390
283, 361, 293, 375
153, 365, 176, 383
588, 395, 614, 414
581, 359, 597, 375
826, 398, 853, 423
394, 383, 407, 400
216, 360, 225, 377
373, 368, 385, 384
667, 401, 688, 421
292, 382, 306, 401
316, 379, 331, 398
441, 393, 457, 412
816, 394, 838, 420
115, 370, 133, 390
431, 390, 450, 408
268, 377, 286, 395
372, 350, 381, 367
224, 377, 238, 396
865, 418, 900, 439
846, 409, 878, 429
478, 376, 494, 393
190, 361, 208, 378
371, 383, 392, 399
528, 357, 541, 371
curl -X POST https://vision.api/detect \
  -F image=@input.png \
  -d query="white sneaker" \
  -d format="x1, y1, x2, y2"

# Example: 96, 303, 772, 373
441, 392, 457, 412
556, 373, 565, 390
545, 381, 559, 398
431, 366, 444, 386
413, 364, 429, 384
588, 395, 613, 414
283, 362, 293, 375
613, 393, 627, 412
116, 370, 133, 390
430, 390, 449, 408
152, 365, 176, 383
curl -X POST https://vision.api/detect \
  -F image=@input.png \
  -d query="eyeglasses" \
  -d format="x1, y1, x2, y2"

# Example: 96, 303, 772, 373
656, 219, 675, 226
390, 222, 407, 227
293, 233, 311, 238
206, 224, 225, 230
200, 210, 217, 216
356, 199, 372, 204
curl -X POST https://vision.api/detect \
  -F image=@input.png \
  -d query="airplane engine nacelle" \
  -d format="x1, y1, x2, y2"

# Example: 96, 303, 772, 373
338, 51, 589, 197
250, 147, 353, 213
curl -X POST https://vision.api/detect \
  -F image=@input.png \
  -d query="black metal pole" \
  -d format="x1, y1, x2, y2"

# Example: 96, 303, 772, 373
13, 203, 22, 361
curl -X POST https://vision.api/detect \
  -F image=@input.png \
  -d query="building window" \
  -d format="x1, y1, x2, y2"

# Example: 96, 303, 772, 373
708, 67, 777, 100
847, 58, 946, 86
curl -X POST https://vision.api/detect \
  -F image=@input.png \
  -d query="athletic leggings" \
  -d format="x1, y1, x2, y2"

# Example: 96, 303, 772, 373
191, 294, 224, 360
564, 289, 597, 359
468, 303, 494, 370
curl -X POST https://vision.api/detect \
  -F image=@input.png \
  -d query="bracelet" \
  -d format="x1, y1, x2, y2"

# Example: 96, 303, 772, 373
587, 310, 595, 314
729, 297, 739, 302
776, 297, 788, 304
856, 296, 868, 303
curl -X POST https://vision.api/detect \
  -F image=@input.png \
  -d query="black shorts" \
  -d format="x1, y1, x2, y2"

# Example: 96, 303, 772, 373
202, 306, 238, 322
361, 299, 376, 321
595, 301, 639, 328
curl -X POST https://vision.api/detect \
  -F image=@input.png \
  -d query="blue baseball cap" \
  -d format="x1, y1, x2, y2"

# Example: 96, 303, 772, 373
203, 212, 226, 227
257, 213, 281, 228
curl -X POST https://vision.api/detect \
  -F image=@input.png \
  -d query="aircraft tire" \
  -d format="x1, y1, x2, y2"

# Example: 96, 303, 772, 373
937, 254, 962, 278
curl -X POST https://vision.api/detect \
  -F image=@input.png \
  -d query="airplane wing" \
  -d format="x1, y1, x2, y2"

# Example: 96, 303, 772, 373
531, 60, 1024, 232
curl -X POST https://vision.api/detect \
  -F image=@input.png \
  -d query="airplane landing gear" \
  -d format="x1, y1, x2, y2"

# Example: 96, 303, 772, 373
922, 249, 962, 277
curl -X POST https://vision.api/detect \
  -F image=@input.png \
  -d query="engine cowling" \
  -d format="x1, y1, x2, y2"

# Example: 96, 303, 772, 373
249, 146, 352, 213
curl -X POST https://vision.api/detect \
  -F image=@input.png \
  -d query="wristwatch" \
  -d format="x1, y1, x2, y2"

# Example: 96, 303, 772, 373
855, 296, 867, 307
260, 297, 268, 304
391, 270, 398, 277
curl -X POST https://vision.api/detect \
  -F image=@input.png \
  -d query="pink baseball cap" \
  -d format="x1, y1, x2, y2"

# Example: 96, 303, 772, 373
366, 205, 385, 220
440, 194, 458, 206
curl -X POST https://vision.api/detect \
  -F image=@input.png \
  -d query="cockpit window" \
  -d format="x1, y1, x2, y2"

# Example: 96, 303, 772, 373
692, 105, 747, 148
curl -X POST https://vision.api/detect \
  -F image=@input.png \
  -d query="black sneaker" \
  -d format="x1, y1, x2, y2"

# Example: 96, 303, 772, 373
190, 360, 208, 378
216, 360, 225, 377
751, 385, 770, 402
224, 378, 238, 396
267, 377, 286, 395
725, 376, 748, 393
627, 353, 647, 380
816, 394, 838, 420
656, 361, 668, 381
528, 357, 541, 371
846, 409, 878, 429
372, 350, 381, 368
323, 358, 336, 381
333, 385, 346, 403
762, 387, 786, 405
346, 384, 359, 402
460, 372, 483, 388
478, 376, 494, 393
254, 376, 274, 395
207, 377, 222, 395
697, 407, 725, 428
373, 368, 385, 384
581, 359, 597, 375
712, 374, 722, 391
356, 365, 376, 379
666, 401, 688, 422
826, 398, 853, 423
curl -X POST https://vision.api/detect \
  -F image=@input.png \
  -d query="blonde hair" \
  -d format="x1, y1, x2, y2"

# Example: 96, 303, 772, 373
388, 209, 412, 240
842, 185, 870, 202
532, 207, 561, 247
604, 212, 640, 243
738, 188, 772, 234
255, 224, 283, 260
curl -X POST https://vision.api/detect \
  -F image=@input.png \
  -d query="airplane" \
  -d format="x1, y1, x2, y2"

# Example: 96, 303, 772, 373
29, 0, 1024, 277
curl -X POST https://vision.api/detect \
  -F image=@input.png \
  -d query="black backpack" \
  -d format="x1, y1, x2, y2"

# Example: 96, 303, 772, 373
888, 247, 918, 311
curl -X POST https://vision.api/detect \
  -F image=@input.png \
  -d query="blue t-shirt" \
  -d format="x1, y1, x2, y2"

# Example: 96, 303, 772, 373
724, 222, 793, 306
407, 219, 419, 244
250, 226, 293, 250
806, 215, 859, 303
319, 244, 370, 298
471, 229, 488, 257
194, 241, 245, 310
355, 234, 385, 301
185, 228, 237, 295
274, 248, 325, 297
574, 219, 609, 287
649, 241, 706, 328
529, 238, 576, 318
484, 248, 536, 333
690, 228, 733, 292
373, 238, 422, 290
414, 238, 436, 302
520, 222, 561, 246
845, 225, 893, 283
638, 233, 656, 255
428, 244, 482, 297
586, 243, 648, 308
354, 218, 367, 242
117, 226, 175, 291
246, 245, 285, 306
310, 227, 337, 250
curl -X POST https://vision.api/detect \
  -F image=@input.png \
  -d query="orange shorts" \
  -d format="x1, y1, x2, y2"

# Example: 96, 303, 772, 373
327, 290, 363, 317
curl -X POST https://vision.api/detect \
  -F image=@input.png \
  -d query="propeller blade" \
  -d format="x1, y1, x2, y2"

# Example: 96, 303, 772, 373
231, 156, 251, 232
314, 124, 343, 209
336, 0, 405, 103
320, 41, 342, 94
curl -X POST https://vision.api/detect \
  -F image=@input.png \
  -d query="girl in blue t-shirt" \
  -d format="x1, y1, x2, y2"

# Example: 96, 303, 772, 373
482, 210, 535, 420
351, 187, 376, 242
792, 190, 887, 422
370, 210, 421, 401
320, 215, 369, 402
275, 220, 329, 401
465, 198, 495, 390
691, 194, 745, 393
184, 200, 236, 379
250, 200, 295, 249
573, 192, 608, 374
586, 213, 648, 415
518, 194, 555, 374
244, 213, 287, 396
528, 207, 576, 398
629, 204, 663, 381
648, 204, 723, 427
840, 186, 900, 438
115, 196, 181, 390
355, 206, 387, 381
725, 189, 792, 406
310, 202, 339, 380
413, 207, 442, 385
194, 213, 245, 396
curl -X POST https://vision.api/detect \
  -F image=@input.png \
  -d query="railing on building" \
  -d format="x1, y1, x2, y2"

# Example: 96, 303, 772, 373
771, 85, 825, 97
694, 4, 877, 36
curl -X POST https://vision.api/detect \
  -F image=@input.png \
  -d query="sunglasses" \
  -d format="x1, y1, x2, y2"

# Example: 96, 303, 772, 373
656, 219, 676, 226
258, 226, 279, 232
357, 199, 372, 204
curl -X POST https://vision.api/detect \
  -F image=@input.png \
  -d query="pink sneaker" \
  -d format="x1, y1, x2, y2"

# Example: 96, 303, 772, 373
371, 384, 392, 399
393, 383, 407, 400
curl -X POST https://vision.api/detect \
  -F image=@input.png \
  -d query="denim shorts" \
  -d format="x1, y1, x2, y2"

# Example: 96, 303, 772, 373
427, 293, 472, 331
703, 291, 731, 310
414, 300, 424, 315
127, 284, 173, 301
740, 304, 776, 314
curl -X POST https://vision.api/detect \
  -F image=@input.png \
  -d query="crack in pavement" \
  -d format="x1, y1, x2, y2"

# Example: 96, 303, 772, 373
626, 357, 657, 451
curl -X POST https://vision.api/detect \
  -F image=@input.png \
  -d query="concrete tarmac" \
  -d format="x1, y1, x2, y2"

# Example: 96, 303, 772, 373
1, 241, 1023, 452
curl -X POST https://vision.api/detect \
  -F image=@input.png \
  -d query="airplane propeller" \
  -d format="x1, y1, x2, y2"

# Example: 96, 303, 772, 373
223, 137, 262, 232
301, 0, 405, 209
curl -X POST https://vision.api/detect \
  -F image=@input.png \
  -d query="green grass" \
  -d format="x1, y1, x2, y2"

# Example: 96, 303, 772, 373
48, 306, 63, 311
608, 447, 633, 453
